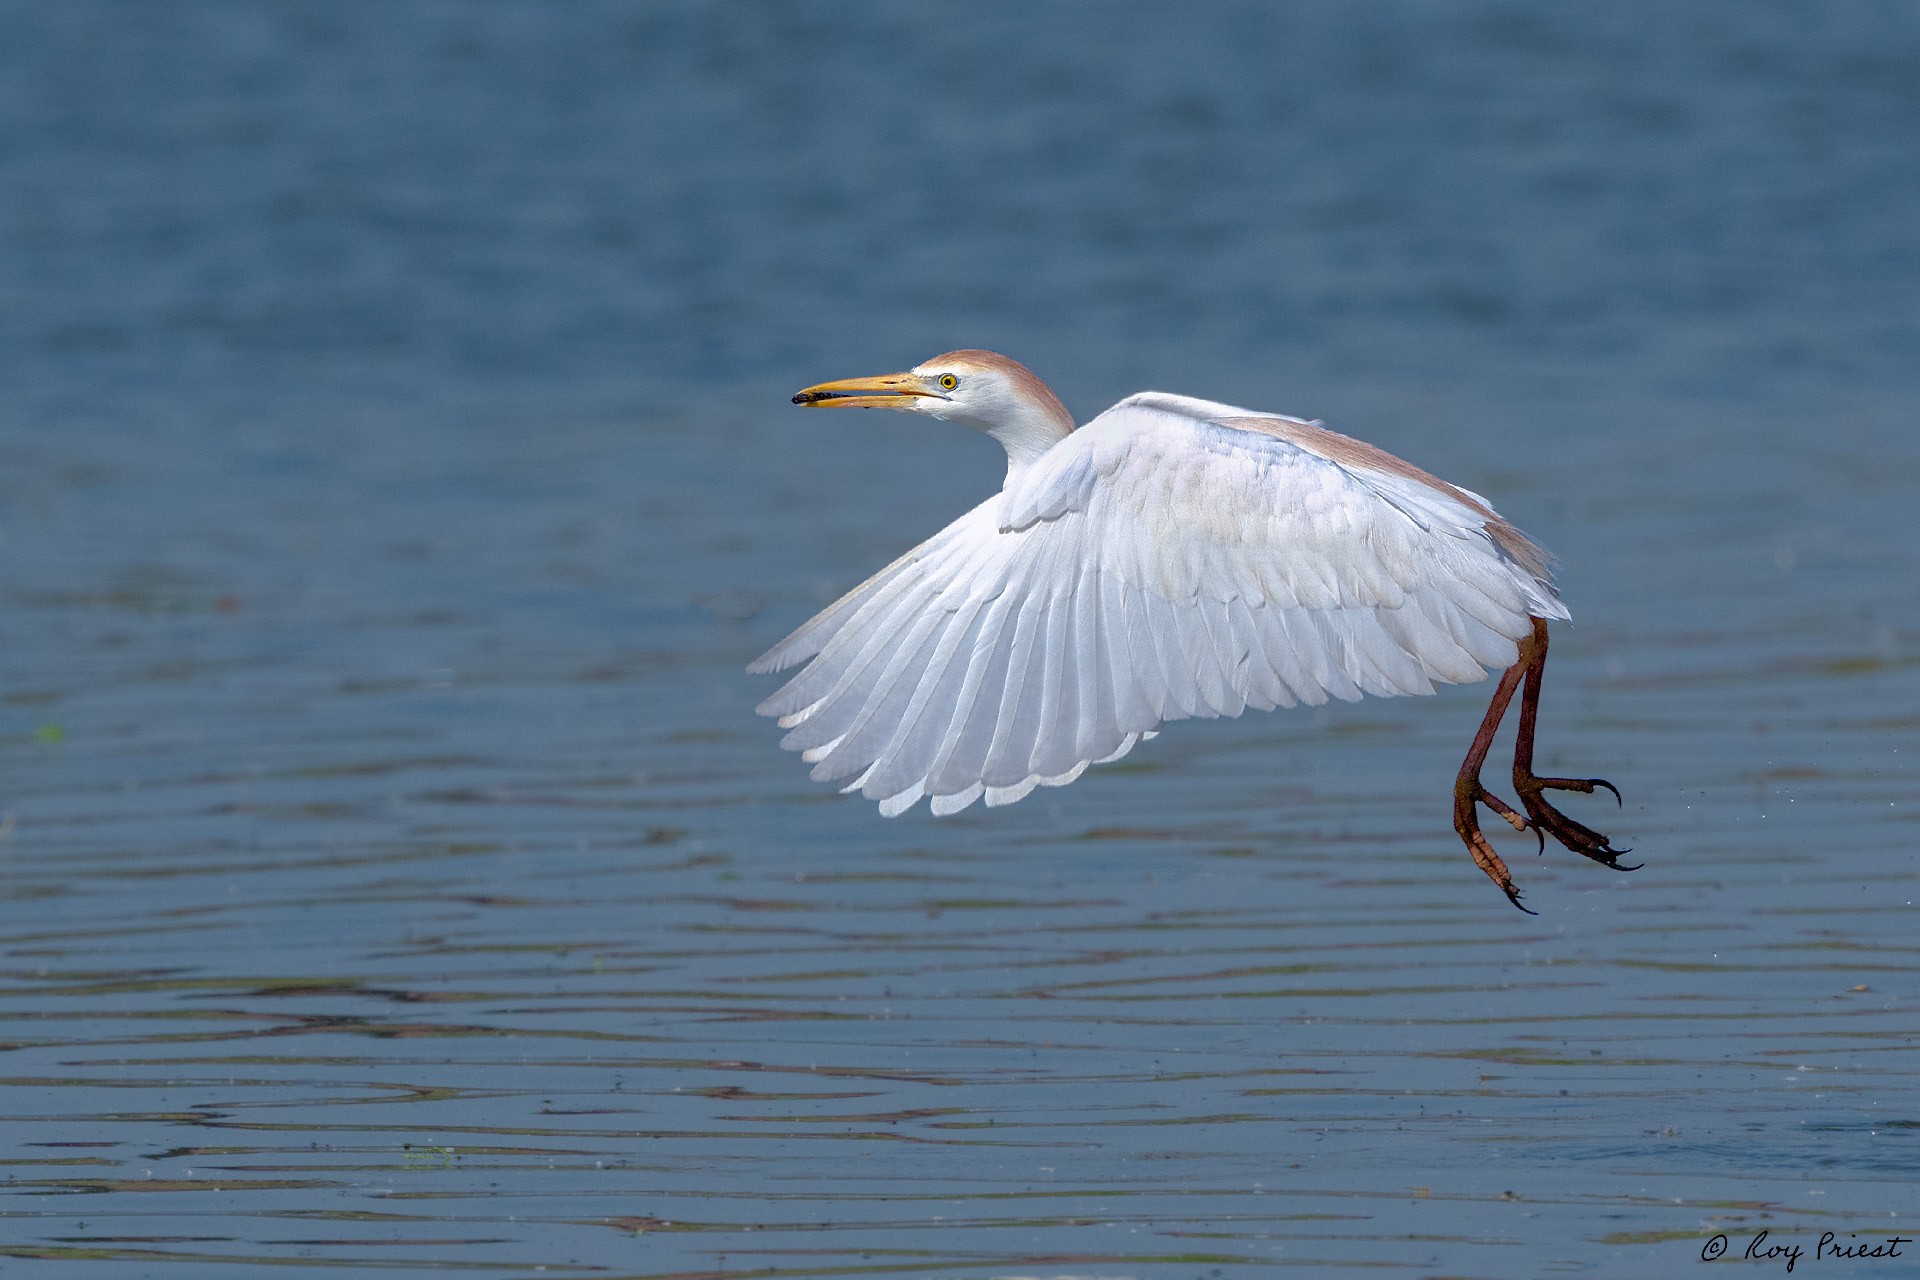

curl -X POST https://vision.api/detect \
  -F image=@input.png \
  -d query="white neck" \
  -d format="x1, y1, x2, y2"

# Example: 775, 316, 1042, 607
937, 385, 1075, 485
987, 406, 1074, 482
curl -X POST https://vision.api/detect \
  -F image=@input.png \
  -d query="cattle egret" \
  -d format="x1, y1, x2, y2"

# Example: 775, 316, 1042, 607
752, 350, 1629, 911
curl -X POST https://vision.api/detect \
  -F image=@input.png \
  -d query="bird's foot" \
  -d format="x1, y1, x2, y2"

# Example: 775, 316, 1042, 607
1513, 772, 1637, 871
1453, 776, 1537, 914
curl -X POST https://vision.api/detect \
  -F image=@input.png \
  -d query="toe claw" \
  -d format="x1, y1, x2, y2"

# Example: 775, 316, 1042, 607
1456, 784, 1535, 910
1513, 770, 1637, 872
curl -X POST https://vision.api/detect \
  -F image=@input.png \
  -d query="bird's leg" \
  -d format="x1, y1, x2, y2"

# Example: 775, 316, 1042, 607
1453, 649, 1535, 913
1511, 618, 1636, 871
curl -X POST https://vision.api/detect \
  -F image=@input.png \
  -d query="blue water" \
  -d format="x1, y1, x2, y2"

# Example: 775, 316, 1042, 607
1, 3, 1917, 1277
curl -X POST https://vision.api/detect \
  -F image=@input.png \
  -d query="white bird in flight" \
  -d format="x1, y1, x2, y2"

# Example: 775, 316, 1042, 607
751, 350, 1629, 910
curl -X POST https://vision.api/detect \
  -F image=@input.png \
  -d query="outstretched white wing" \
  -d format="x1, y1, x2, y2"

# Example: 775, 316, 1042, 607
750, 393, 1568, 817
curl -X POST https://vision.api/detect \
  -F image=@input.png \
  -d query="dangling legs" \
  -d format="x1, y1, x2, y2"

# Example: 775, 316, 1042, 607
1455, 617, 1633, 911
1453, 645, 1537, 913
1511, 618, 1635, 871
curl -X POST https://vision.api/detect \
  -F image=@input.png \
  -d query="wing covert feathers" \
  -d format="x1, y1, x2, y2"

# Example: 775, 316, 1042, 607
752, 395, 1568, 816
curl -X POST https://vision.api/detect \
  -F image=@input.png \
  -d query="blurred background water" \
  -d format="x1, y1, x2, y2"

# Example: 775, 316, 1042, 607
0, 2, 1916, 1277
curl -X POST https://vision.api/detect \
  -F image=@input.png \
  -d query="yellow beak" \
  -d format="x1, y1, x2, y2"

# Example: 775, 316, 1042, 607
791, 372, 939, 409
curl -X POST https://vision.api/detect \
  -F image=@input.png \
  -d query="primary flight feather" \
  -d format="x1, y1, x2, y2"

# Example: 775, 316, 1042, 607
752, 350, 1630, 910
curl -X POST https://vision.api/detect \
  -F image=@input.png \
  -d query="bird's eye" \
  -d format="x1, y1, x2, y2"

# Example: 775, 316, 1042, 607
939, 373, 959, 391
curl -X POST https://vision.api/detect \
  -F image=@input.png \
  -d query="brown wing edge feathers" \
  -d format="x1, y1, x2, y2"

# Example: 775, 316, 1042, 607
1220, 415, 1558, 590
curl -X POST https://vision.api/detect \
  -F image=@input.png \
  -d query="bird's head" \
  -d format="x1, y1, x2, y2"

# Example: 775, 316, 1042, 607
792, 349, 1075, 476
